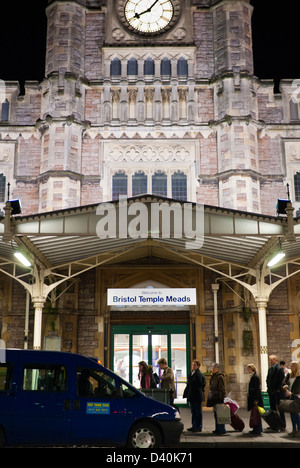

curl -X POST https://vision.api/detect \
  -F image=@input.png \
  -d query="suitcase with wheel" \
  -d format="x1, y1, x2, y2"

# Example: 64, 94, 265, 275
229, 409, 244, 431
262, 410, 285, 431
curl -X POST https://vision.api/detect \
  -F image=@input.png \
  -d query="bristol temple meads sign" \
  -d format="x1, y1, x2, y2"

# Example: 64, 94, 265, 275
107, 288, 197, 306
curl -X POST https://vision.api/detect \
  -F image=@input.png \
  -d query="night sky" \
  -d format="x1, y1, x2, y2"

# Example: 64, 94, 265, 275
0, 0, 298, 93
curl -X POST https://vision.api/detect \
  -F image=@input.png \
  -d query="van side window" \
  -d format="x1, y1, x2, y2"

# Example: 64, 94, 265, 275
77, 368, 118, 398
0, 364, 12, 391
23, 365, 67, 392
120, 381, 139, 398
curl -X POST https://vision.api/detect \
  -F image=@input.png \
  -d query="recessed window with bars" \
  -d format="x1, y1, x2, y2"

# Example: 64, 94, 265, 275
112, 171, 127, 200
0, 173, 6, 202
172, 171, 187, 201
152, 171, 167, 196
294, 172, 300, 201
132, 171, 147, 196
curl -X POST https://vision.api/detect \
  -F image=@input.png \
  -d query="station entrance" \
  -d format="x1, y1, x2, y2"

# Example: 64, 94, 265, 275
111, 324, 189, 404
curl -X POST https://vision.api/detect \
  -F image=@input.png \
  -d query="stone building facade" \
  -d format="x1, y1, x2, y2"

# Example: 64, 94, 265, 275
1, 0, 300, 406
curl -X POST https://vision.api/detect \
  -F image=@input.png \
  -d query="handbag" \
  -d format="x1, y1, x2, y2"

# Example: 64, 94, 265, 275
215, 403, 231, 424
257, 406, 265, 415
249, 405, 260, 428
279, 396, 300, 414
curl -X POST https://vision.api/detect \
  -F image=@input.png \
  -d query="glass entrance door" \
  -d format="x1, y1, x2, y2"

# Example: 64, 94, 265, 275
111, 325, 189, 404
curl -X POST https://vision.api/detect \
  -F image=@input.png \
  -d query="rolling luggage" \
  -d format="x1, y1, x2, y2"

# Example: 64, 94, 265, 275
230, 411, 245, 431
262, 410, 285, 431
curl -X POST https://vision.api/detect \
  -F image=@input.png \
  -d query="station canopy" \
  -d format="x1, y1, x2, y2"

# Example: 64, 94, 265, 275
0, 194, 300, 288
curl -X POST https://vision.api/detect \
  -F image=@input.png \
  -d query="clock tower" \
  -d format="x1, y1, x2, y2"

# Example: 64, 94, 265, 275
81, 0, 199, 204
1, 0, 287, 215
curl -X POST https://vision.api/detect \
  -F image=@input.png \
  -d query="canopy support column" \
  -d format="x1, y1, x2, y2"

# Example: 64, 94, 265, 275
32, 298, 45, 350
211, 283, 220, 363
256, 300, 269, 392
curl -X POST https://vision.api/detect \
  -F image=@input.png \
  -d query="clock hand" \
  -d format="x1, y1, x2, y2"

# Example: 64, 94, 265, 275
148, 0, 160, 11
134, 0, 160, 18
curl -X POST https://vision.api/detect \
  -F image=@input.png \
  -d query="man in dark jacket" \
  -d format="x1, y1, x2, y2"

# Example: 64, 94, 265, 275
184, 360, 206, 432
266, 354, 286, 428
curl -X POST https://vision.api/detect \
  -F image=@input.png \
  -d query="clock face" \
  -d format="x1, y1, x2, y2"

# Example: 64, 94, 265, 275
117, 0, 180, 35
125, 0, 173, 33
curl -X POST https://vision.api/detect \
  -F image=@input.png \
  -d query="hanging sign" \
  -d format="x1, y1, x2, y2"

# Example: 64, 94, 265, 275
107, 288, 197, 306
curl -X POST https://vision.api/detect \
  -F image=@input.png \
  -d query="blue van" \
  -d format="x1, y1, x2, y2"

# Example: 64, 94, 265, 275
0, 349, 183, 448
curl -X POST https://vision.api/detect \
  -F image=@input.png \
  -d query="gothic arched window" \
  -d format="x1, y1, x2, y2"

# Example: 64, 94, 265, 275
1, 99, 9, 121
144, 58, 154, 75
110, 58, 121, 76
112, 171, 127, 200
177, 57, 188, 76
290, 98, 299, 121
152, 171, 167, 196
161, 58, 171, 76
132, 171, 147, 196
127, 57, 138, 75
171, 171, 187, 201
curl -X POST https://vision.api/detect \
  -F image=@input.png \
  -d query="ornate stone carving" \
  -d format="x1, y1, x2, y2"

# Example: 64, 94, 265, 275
173, 28, 186, 40
0, 143, 14, 162
285, 141, 300, 161
105, 142, 194, 162
112, 28, 125, 41
103, 46, 196, 62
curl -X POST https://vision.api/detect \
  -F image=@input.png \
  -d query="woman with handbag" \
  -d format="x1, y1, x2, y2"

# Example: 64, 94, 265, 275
283, 361, 300, 437
247, 364, 264, 435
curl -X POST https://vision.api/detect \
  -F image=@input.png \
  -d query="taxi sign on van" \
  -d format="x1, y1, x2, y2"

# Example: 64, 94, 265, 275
86, 402, 110, 414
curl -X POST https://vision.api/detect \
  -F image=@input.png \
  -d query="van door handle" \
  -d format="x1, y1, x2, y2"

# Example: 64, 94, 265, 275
64, 399, 71, 410
74, 399, 80, 410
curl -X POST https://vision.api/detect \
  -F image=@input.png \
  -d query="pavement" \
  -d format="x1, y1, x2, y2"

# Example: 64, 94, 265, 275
179, 407, 300, 448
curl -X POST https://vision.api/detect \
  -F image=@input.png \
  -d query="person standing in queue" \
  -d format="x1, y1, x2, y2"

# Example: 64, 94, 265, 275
184, 360, 206, 432
266, 354, 286, 429
157, 358, 176, 406
284, 361, 300, 437
206, 363, 226, 435
247, 363, 264, 435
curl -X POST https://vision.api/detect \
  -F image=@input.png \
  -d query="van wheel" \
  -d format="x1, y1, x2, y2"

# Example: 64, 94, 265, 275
127, 422, 161, 448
